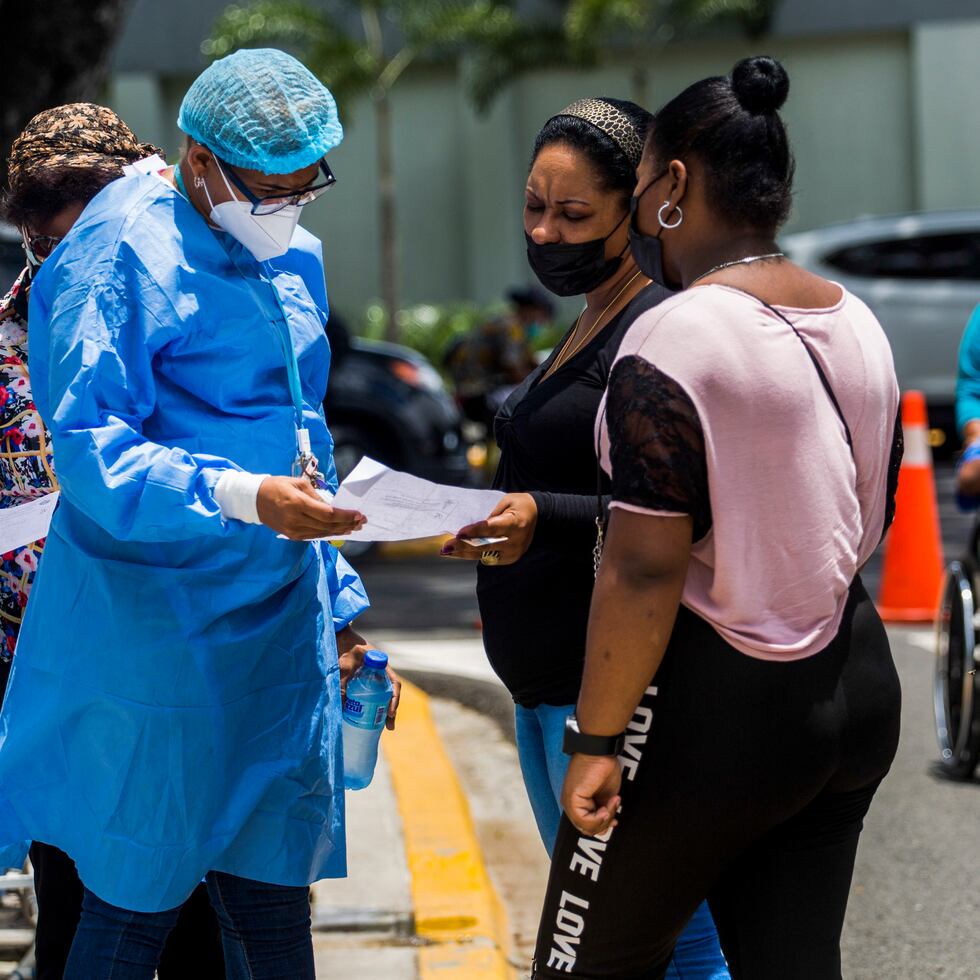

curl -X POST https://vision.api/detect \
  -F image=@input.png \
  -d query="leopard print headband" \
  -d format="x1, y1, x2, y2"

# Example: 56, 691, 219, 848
552, 98, 645, 170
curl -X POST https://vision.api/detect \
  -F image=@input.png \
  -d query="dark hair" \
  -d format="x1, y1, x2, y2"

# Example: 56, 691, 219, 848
531, 98, 653, 202
2, 163, 121, 229
649, 55, 795, 229
507, 285, 555, 318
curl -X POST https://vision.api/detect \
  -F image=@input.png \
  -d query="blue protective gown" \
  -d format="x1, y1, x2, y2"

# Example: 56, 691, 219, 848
0, 173, 369, 912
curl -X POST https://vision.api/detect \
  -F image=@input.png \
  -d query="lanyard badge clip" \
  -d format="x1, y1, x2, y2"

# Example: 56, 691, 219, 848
293, 427, 327, 490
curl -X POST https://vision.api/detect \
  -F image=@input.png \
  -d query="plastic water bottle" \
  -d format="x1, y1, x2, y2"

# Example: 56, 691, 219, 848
342, 651, 393, 790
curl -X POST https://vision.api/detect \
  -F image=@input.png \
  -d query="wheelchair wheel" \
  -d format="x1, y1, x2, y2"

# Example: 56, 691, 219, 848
934, 560, 980, 777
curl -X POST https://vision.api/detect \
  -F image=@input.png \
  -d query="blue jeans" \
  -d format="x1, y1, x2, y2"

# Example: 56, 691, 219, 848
64, 872, 314, 979
515, 703, 730, 980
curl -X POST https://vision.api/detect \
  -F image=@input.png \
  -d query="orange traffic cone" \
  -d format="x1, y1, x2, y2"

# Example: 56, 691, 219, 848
877, 390, 944, 622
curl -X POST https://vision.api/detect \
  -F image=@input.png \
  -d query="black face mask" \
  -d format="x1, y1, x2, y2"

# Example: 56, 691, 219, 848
628, 171, 676, 289
525, 211, 628, 297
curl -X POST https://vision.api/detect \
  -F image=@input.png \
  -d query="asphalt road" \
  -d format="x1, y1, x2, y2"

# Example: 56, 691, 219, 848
352, 461, 980, 978
844, 627, 980, 978
355, 552, 480, 637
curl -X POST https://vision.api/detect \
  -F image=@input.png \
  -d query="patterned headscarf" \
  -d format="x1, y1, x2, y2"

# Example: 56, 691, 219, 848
7, 103, 163, 189
551, 98, 645, 170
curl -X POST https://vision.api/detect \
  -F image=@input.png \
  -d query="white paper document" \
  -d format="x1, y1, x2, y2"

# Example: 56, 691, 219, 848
329, 458, 503, 542
0, 492, 59, 553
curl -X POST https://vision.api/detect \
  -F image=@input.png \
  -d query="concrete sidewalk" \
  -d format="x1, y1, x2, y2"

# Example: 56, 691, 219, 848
313, 751, 417, 978
375, 635, 496, 684
314, 680, 514, 980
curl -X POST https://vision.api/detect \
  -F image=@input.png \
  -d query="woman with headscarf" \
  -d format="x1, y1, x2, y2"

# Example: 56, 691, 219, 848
1, 103, 224, 979
1, 103, 164, 671
0, 50, 398, 979
441, 99, 729, 977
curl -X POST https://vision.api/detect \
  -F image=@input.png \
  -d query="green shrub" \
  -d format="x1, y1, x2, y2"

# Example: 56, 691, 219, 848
356, 301, 503, 366
355, 300, 563, 367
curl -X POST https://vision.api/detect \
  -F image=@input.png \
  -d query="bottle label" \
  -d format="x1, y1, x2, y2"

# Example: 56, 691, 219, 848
343, 696, 388, 730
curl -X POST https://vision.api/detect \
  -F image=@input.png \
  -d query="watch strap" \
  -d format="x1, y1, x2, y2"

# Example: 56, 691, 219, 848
563, 714, 626, 756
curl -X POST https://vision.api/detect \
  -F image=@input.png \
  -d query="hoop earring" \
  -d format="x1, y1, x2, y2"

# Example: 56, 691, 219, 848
658, 201, 683, 230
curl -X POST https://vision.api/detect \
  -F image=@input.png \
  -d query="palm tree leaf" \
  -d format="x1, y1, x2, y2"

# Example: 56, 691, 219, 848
396, 0, 519, 48
658, 0, 778, 37
464, 22, 594, 114
563, 0, 655, 48
204, 1, 378, 106
205, 1, 334, 57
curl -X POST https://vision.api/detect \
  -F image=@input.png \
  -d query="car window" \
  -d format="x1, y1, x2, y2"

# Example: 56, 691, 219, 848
825, 231, 980, 281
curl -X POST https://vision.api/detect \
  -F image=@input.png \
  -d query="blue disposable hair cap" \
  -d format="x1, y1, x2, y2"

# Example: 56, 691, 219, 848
178, 48, 343, 175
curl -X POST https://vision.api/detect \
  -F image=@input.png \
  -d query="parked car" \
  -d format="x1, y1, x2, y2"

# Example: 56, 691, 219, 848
324, 320, 471, 557
325, 316, 470, 484
783, 209, 980, 450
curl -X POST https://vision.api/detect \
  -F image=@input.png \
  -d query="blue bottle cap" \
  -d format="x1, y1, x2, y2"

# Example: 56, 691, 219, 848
363, 650, 388, 670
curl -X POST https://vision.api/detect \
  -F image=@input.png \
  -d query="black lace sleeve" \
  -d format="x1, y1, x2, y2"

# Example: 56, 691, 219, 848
606, 355, 711, 541
881, 403, 904, 542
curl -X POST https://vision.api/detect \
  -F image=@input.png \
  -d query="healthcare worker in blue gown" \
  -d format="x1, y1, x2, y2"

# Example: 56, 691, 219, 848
0, 49, 400, 980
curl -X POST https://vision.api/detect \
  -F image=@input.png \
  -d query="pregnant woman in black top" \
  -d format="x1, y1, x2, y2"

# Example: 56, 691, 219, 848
441, 98, 729, 979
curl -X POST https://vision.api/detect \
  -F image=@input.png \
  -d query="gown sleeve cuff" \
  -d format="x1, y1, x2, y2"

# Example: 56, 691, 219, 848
214, 471, 270, 525
326, 547, 371, 631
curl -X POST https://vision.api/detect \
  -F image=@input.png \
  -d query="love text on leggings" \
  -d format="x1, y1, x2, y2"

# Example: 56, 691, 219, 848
544, 685, 658, 973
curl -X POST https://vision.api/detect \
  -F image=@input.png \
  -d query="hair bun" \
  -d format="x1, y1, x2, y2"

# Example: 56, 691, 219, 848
731, 56, 789, 114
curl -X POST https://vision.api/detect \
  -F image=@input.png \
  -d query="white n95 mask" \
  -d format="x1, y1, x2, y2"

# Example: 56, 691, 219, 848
203, 161, 301, 262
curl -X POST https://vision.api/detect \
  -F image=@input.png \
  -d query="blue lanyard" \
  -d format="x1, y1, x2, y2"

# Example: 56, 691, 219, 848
175, 165, 316, 474
264, 275, 315, 466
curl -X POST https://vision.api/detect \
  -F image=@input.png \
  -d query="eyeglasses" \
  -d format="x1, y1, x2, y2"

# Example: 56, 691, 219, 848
21, 232, 63, 265
213, 154, 337, 215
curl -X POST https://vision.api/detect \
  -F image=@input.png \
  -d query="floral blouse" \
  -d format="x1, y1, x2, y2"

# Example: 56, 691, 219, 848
0, 268, 58, 661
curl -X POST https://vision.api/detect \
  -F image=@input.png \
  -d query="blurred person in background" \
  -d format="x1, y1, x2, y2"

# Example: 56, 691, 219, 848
954, 305, 980, 505
445, 284, 554, 432
0, 50, 398, 979
1, 103, 223, 980
441, 98, 729, 979
533, 57, 902, 979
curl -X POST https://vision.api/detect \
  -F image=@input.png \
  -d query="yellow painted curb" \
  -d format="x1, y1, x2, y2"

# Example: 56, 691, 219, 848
382, 681, 513, 979
378, 535, 451, 559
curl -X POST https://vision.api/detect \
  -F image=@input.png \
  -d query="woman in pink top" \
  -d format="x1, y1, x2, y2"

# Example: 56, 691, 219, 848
532, 57, 903, 980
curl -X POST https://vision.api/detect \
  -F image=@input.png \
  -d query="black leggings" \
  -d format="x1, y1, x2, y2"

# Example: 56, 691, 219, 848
532, 578, 901, 979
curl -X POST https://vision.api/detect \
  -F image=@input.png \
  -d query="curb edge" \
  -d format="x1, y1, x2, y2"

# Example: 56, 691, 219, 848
382, 680, 513, 979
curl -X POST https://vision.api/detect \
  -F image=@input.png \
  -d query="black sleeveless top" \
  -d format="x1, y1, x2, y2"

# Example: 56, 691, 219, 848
477, 283, 672, 707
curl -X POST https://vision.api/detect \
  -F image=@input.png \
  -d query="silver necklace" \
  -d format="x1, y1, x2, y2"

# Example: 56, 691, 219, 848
689, 251, 784, 287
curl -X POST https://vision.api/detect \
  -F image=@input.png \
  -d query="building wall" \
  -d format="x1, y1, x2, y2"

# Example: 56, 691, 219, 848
772, 0, 980, 35
106, 18, 978, 318
913, 19, 980, 212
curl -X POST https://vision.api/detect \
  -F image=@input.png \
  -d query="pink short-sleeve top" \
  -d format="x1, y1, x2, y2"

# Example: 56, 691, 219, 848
597, 283, 900, 660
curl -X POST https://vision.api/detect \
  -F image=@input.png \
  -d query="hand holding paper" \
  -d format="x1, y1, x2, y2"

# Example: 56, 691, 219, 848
328, 458, 504, 542
257, 476, 364, 540
440, 491, 539, 565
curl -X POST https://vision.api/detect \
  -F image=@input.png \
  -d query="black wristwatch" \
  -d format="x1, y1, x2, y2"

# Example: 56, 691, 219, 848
562, 713, 626, 757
